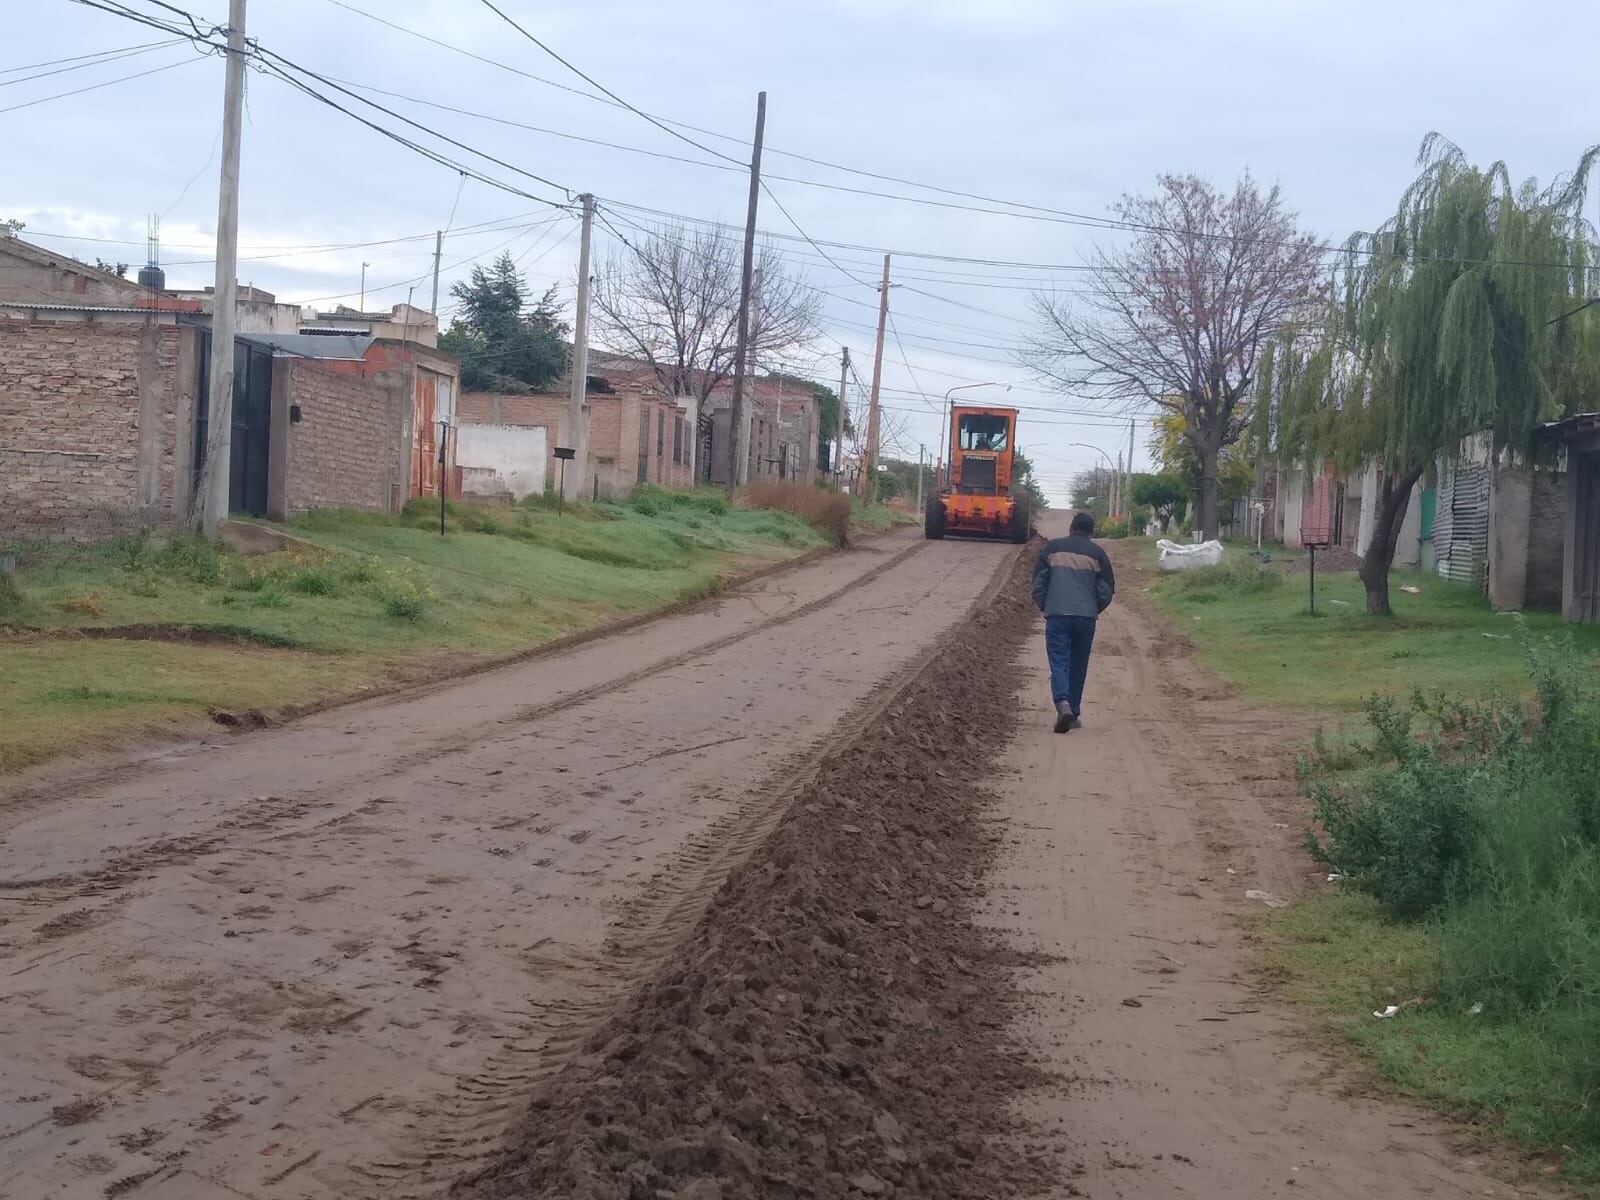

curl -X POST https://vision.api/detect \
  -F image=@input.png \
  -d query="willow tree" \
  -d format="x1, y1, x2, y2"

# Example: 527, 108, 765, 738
1025, 173, 1325, 539
1274, 136, 1600, 615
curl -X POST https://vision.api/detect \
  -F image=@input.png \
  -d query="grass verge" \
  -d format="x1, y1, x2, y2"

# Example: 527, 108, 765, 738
1134, 535, 1600, 1184
1253, 893, 1600, 1185
0, 495, 827, 776
1128, 539, 1600, 712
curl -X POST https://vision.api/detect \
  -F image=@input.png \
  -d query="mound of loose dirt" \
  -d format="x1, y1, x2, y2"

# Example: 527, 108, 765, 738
454, 556, 1054, 1200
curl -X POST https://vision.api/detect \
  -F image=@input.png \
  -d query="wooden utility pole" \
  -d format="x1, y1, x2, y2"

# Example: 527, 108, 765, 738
724, 91, 767, 498
430, 229, 443, 314
863, 253, 890, 502
566, 193, 595, 502
201, 0, 248, 536
834, 345, 849, 485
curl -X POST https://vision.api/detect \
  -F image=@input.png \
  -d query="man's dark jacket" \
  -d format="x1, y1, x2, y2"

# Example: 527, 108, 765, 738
1031, 533, 1115, 618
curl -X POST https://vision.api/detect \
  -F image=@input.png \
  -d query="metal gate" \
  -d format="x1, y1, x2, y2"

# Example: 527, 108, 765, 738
194, 333, 273, 517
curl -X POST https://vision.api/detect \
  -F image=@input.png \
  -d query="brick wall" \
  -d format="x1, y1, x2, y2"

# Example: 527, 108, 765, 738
1, 314, 190, 542
283, 360, 405, 515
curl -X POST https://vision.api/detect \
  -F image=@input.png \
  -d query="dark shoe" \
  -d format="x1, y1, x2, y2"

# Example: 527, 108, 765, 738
1053, 702, 1074, 734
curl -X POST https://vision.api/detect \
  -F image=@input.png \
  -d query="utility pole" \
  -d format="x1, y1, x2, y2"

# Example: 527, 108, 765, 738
835, 345, 849, 487
915, 443, 925, 513
737, 267, 763, 486
725, 91, 766, 499
201, 0, 248, 537
359, 262, 369, 310
864, 253, 890, 503
566, 193, 595, 503
430, 229, 443, 315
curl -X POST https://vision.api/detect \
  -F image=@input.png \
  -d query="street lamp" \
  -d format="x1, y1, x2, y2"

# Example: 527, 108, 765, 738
936, 381, 1013, 490
1070, 442, 1117, 518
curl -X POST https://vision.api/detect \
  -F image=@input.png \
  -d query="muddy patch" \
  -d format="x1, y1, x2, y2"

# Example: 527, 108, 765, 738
454, 554, 1054, 1199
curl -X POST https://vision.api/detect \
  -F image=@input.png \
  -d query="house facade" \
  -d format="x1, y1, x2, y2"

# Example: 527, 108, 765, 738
0, 236, 444, 540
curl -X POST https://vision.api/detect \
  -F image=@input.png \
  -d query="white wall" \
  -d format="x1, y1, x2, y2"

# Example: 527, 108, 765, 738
456, 423, 548, 500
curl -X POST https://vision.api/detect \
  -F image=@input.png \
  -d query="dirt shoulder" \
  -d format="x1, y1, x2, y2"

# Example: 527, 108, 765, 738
984, 535, 1541, 1199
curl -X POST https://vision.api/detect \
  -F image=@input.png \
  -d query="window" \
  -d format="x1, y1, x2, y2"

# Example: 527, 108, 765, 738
673, 415, 684, 465
657, 409, 665, 457
958, 414, 1009, 452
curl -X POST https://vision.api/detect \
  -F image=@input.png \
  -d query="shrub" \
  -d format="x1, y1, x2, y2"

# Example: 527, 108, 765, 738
1307, 635, 1600, 1125
289, 568, 338, 596
1097, 518, 1131, 539
383, 589, 427, 621
743, 481, 850, 547
0, 572, 25, 622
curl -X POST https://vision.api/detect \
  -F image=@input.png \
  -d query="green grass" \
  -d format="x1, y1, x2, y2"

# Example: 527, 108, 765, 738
1255, 893, 1600, 1184
1136, 540, 1600, 712
0, 498, 825, 775
1179, 538, 1600, 1188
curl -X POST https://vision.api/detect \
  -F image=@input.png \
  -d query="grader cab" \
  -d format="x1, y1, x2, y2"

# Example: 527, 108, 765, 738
924, 405, 1033, 543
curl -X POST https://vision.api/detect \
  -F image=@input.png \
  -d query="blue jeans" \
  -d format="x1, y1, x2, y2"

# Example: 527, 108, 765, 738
1045, 615, 1097, 715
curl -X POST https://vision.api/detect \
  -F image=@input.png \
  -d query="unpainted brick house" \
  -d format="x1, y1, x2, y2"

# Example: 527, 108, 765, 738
457, 384, 694, 501
0, 236, 456, 541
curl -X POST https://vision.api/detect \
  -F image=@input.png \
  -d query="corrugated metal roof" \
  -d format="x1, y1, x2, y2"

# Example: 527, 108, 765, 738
240, 332, 372, 361
1544, 412, 1600, 437
0, 302, 169, 315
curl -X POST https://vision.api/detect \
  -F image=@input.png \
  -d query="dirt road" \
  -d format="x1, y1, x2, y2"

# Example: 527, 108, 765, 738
990, 528, 1522, 1199
0, 527, 1015, 1200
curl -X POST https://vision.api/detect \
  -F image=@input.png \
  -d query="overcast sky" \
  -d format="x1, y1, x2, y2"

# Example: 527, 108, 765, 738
7, 0, 1599, 504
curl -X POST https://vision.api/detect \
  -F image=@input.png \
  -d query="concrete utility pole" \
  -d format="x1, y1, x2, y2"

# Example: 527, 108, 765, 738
201, 0, 248, 537
430, 229, 443, 315
566, 193, 595, 502
359, 262, 369, 310
864, 253, 890, 502
725, 91, 767, 499
835, 345, 849, 486
737, 267, 763, 486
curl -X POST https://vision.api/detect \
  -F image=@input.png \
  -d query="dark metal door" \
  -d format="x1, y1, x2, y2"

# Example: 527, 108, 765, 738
194, 334, 272, 517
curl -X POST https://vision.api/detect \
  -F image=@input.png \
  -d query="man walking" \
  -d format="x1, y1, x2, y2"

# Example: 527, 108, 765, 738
1031, 511, 1115, 733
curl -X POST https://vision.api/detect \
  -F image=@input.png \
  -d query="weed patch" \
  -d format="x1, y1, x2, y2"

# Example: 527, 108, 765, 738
743, 481, 851, 546
1294, 631, 1600, 1162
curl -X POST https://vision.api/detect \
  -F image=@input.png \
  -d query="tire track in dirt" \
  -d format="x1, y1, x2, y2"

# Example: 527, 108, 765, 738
342, 546, 1027, 1200
0, 532, 1015, 1200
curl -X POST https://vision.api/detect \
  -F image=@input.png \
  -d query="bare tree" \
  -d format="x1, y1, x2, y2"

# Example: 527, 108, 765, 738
1024, 173, 1325, 538
590, 221, 821, 411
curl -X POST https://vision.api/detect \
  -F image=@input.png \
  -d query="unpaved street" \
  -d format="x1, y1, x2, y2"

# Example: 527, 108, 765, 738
990, 531, 1521, 1199
3, 523, 1536, 1200
0, 528, 1013, 1200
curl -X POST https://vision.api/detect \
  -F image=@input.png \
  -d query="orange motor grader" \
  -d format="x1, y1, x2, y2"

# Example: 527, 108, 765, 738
924, 405, 1033, 543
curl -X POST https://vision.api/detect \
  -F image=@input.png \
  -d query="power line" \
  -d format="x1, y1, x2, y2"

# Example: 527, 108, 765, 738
471, 0, 743, 167
0, 38, 187, 87
0, 52, 201, 114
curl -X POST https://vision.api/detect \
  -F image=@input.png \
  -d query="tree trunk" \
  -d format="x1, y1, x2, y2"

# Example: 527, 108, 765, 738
1357, 464, 1426, 616
1196, 441, 1221, 541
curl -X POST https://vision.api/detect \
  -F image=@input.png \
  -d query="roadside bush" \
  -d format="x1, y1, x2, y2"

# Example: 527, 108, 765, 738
743, 481, 850, 547
1097, 518, 1131, 539
289, 567, 338, 596
382, 586, 428, 621
1308, 635, 1600, 1130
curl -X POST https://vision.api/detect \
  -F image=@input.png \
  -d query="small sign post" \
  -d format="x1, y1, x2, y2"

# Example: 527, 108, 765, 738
437, 418, 450, 537
553, 446, 576, 516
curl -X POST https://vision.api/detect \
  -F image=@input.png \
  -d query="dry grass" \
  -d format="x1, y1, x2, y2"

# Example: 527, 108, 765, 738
743, 481, 853, 547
